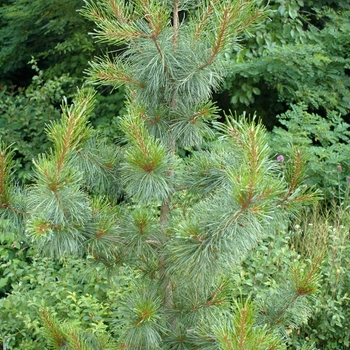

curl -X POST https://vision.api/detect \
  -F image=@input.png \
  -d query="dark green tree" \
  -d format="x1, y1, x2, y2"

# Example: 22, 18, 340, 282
0, 1, 320, 349
0, 0, 97, 84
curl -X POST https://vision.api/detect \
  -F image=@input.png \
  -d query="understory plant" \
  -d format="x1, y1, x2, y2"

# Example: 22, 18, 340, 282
0, 1, 321, 349
0, 248, 137, 349
288, 201, 350, 349
268, 103, 350, 201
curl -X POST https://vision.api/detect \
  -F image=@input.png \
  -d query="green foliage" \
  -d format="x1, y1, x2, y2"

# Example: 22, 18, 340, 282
231, 201, 350, 349
228, 43, 350, 114
120, 113, 177, 203
0, 230, 29, 298
82, 0, 266, 113
268, 103, 350, 200
0, 0, 127, 181
1, 103, 319, 348
288, 204, 350, 349
39, 309, 118, 350
223, 1, 350, 122
226, 221, 319, 348
0, 0, 98, 82
113, 283, 166, 349
191, 298, 287, 350
91, 88, 126, 142
0, 1, 323, 349
303, 0, 350, 10
0, 59, 126, 182
0, 60, 69, 180
0, 245, 137, 349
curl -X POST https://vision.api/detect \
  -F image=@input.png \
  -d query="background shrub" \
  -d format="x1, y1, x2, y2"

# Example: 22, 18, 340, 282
0, 248, 137, 349
268, 103, 350, 201
289, 203, 350, 349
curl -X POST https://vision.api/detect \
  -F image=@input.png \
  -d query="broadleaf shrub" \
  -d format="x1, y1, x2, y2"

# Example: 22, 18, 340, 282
222, 2, 350, 124
0, 249, 138, 349
268, 103, 350, 201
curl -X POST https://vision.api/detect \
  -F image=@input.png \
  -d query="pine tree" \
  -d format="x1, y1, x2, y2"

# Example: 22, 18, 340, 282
0, 1, 320, 349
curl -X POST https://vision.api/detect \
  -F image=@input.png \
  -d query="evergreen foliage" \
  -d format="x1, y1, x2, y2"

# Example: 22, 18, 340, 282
0, 1, 126, 178
0, 1, 322, 349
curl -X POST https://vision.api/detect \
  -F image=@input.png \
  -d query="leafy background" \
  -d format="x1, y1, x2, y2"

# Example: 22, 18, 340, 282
1, 0, 350, 349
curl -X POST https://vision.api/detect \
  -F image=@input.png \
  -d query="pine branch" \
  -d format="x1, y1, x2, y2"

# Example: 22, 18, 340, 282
25, 89, 97, 257
278, 148, 321, 210
137, 0, 171, 64
257, 260, 320, 335
40, 308, 112, 350
198, 4, 231, 70
46, 88, 95, 182
85, 197, 121, 259
120, 114, 175, 202
210, 298, 286, 350
198, 0, 264, 70
32, 87, 95, 189
170, 102, 218, 148
0, 142, 25, 218
233, 300, 286, 350
172, 0, 179, 49
81, 0, 149, 45
40, 309, 67, 349
234, 299, 254, 350
139, 0, 169, 37
115, 284, 165, 349
118, 206, 161, 264
292, 257, 321, 296
192, 1, 215, 41
215, 115, 284, 219
75, 136, 122, 197
107, 0, 130, 25
87, 56, 145, 89
0, 142, 15, 207
280, 149, 304, 202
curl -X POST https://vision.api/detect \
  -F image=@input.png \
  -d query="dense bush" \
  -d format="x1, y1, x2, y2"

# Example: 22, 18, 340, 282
0, 0, 126, 180
0, 240, 137, 349
291, 205, 350, 349
268, 103, 350, 201
0, 0, 97, 84
2, 197, 350, 349
229, 200, 350, 350
223, 1, 350, 123
0, 60, 69, 180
